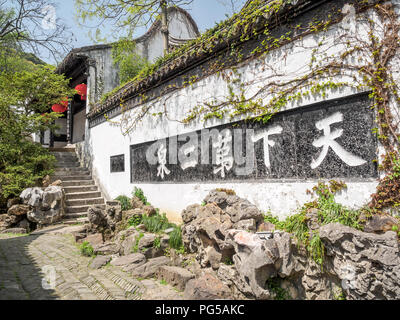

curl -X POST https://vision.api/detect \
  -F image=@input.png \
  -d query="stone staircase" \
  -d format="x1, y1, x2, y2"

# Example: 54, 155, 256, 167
50, 148, 105, 225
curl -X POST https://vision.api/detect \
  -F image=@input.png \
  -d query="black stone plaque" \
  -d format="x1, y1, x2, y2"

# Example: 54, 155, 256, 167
111, 154, 125, 173
130, 93, 378, 183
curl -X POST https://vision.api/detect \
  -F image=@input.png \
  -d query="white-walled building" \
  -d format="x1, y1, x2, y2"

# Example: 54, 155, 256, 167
53, 0, 399, 222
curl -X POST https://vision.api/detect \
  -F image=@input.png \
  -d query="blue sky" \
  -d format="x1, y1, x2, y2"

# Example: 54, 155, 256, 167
51, 0, 247, 63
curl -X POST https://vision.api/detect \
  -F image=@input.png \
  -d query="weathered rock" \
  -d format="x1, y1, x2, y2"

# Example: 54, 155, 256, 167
138, 233, 156, 249
7, 205, 29, 216
50, 180, 63, 187
131, 196, 145, 209
88, 202, 122, 234
122, 208, 143, 221
143, 205, 156, 216
234, 219, 257, 232
225, 200, 263, 224
17, 219, 30, 232
257, 222, 275, 232
115, 227, 140, 255
41, 186, 64, 210
27, 208, 63, 225
84, 233, 103, 246
217, 264, 253, 298
128, 256, 171, 278
184, 273, 232, 300
7, 198, 20, 209
319, 223, 400, 300
201, 246, 222, 270
182, 190, 266, 271
157, 266, 195, 291
227, 230, 280, 299
363, 214, 399, 234
42, 175, 51, 187
88, 206, 108, 228
89, 255, 111, 269
1, 228, 27, 234
182, 204, 201, 224
20, 187, 43, 207
143, 247, 164, 259
111, 253, 146, 267
22, 186, 65, 225
0, 214, 23, 231
306, 208, 320, 231
93, 242, 120, 255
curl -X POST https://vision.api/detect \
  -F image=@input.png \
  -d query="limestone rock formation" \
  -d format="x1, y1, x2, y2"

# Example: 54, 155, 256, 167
21, 186, 65, 225
183, 272, 232, 300
182, 190, 264, 271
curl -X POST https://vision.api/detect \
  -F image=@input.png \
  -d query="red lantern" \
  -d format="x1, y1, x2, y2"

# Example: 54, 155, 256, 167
75, 84, 87, 99
51, 104, 67, 113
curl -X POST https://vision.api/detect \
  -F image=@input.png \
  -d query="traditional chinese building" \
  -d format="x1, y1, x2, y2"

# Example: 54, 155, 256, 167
35, 6, 199, 148
53, 0, 397, 221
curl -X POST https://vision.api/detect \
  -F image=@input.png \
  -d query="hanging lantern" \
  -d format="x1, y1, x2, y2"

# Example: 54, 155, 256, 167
75, 83, 87, 100
51, 104, 67, 113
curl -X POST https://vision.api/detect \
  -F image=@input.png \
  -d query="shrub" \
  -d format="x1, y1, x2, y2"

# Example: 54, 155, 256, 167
142, 212, 174, 233
128, 215, 143, 227
79, 241, 94, 257
115, 195, 132, 211
133, 187, 150, 205
169, 226, 183, 250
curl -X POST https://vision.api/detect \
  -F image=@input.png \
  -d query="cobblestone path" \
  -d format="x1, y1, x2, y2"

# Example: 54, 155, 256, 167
0, 226, 183, 300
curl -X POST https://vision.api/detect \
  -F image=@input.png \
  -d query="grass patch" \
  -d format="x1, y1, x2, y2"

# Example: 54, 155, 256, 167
132, 232, 144, 253
142, 212, 175, 233
79, 241, 95, 257
264, 181, 363, 268
266, 278, 292, 300
115, 195, 132, 211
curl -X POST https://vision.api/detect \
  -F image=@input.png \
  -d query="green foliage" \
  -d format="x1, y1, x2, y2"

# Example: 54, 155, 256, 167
142, 212, 174, 233
132, 232, 144, 253
111, 38, 150, 85
266, 278, 292, 300
128, 215, 143, 227
160, 279, 168, 286
153, 236, 161, 249
133, 187, 150, 205
264, 181, 363, 267
80, 241, 95, 257
168, 226, 183, 251
0, 58, 74, 209
115, 195, 132, 211
223, 257, 234, 265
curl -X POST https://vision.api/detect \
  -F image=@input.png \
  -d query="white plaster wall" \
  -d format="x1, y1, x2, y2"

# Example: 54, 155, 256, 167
87, 6, 391, 221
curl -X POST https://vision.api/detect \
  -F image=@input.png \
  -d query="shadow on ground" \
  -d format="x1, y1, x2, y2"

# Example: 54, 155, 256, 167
0, 233, 58, 300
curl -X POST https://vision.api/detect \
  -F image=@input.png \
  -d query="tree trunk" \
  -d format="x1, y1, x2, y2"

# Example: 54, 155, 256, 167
160, 0, 169, 54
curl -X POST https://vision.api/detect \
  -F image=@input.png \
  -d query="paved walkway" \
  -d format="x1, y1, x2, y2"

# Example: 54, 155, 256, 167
0, 226, 183, 300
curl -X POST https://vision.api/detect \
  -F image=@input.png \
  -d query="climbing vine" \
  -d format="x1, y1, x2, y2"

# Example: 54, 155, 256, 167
100, 0, 400, 212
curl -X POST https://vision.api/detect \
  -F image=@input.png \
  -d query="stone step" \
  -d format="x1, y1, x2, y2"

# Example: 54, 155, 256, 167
64, 185, 98, 194
52, 175, 92, 181
64, 212, 88, 220
56, 163, 80, 168
62, 180, 95, 187
66, 191, 102, 200
66, 198, 105, 207
62, 217, 89, 225
52, 155, 78, 161
66, 204, 105, 214
49, 148, 75, 153
54, 168, 90, 175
